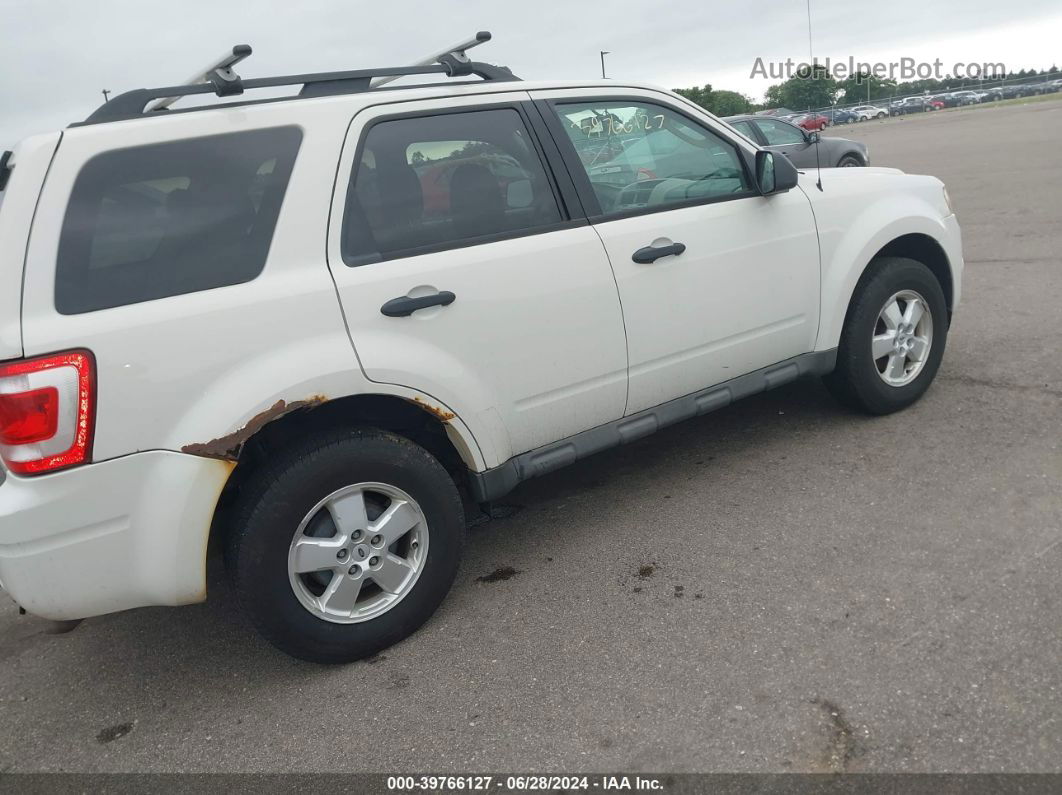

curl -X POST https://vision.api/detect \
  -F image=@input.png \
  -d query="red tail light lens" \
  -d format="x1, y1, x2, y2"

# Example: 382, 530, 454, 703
0, 350, 95, 475
0, 387, 60, 445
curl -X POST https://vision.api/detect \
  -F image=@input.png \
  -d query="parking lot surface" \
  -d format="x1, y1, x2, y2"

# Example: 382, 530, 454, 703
1, 98, 1060, 774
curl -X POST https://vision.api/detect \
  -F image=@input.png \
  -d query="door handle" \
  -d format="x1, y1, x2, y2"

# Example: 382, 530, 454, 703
632, 242, 686, 264
380, 291, 456, 317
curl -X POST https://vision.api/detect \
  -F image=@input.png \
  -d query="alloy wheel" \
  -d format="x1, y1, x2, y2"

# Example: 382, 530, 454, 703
287, 482, 428, 623
872, 290, 934, 387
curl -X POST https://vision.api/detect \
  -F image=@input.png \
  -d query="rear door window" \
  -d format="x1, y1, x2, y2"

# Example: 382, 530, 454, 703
56, 127, 302, 314
343, 108, 563, 264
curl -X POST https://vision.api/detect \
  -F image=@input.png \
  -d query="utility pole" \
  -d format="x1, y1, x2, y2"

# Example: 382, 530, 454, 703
101, 89, 111, 103
600, 51, 610, 79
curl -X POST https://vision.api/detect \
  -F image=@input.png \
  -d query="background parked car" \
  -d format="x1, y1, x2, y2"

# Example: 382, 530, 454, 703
893, 97, 931, 115
793, 112, 829, 131
948, 91, 981, 106
936, 93, 967, 107
849, 104, 889, 121
723, 115, 868, 168
822, 108, 856, 125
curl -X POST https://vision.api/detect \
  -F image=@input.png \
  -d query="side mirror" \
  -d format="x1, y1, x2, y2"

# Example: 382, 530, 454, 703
755, 150, 776, 194
806, 131, 820, 144
756, 150, 799, 195
506, 179, 533, 209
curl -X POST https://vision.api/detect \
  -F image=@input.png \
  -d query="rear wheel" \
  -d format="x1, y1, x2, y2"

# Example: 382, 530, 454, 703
824, 257, 948, 415
225, 428, 465, 663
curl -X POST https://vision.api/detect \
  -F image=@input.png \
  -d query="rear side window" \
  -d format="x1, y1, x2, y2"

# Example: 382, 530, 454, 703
755, 119, 805, 146
729, 120, 758, 141
56, 127, 302, 314
343, 108, 562, 264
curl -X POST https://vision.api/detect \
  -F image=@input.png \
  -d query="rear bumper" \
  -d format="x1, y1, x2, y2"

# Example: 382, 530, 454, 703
0, 451, 231, 620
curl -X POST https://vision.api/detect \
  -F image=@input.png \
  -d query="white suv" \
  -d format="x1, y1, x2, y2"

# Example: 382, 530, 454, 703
849, 105, 889, 121
0, 37, 962, 662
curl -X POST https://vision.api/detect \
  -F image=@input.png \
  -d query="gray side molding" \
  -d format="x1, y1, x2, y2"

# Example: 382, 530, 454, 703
469, 349, 837, 502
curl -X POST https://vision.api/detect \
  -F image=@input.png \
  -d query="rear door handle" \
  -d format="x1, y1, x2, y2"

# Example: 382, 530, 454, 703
632, 242, 686, 264
380, 291, 456, 317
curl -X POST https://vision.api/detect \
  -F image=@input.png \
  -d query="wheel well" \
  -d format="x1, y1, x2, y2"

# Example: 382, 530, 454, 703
206, 394, 473, 553
872, 233, 953, 312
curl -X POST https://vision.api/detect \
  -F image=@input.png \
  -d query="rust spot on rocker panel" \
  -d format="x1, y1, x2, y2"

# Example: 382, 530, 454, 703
407, 396, 456, 423
181, 396, 327, 461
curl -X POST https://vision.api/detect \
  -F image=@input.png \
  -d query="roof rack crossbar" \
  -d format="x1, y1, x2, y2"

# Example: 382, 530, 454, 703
370, 30, 492, 88
147, 45, 253, 113
81, 32, 518, 125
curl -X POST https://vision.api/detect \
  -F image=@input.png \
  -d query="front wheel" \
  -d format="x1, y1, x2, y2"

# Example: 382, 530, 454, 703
824, 257, 948, 415
837, 154, 864, 167
225, 428, 465, 663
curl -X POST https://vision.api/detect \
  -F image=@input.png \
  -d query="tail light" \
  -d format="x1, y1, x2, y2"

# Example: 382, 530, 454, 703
0, 350, 95, 475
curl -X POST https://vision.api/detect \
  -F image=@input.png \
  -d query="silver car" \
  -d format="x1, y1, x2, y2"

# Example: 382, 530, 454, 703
723, 115, 869, 169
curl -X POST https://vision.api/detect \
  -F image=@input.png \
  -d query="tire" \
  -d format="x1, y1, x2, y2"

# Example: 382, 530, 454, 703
225, 427, 465, 663
876, 112, 886, 119
837, 154, 864, 167
823, 257, 948, 415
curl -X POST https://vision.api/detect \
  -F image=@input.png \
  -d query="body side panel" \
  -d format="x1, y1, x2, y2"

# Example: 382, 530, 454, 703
324, 92, 629, 465
0, 132, 63, 360
805, 169, 963, 350
19, 100, 490, 472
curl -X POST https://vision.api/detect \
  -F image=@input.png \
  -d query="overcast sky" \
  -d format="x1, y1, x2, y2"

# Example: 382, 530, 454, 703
2, 0, 1060, 147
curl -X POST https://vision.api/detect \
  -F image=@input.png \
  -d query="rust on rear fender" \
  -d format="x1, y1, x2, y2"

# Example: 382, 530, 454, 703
181, 396, 327, 461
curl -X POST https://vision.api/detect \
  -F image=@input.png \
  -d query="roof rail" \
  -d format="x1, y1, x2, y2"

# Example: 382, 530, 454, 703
80, 31, 519, 126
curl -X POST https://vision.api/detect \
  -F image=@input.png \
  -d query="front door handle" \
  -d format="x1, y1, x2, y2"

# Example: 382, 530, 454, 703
632, 242, 686, 264
380, 291, 456, 317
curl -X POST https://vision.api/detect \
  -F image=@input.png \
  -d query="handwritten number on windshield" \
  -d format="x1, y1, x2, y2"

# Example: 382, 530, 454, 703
574, 112, 666, 137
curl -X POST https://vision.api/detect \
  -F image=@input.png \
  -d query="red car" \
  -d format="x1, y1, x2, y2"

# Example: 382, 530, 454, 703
793, 113, 829, 132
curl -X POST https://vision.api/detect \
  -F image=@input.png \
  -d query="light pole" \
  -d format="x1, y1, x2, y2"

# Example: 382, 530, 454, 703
101, 89, 111, 103
600, 51, 610, 79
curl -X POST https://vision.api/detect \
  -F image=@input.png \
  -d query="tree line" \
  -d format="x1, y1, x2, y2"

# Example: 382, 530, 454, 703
675, 65, 1059, 115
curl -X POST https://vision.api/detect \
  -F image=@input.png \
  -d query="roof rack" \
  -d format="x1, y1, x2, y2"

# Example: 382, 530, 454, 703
81, 31, 518, 125
146, 44, 254, 113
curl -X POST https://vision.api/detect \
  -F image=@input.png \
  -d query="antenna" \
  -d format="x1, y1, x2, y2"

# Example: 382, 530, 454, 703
370, 31, 492, 88
806, 0, 824, 191
147, 45, 253, 112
